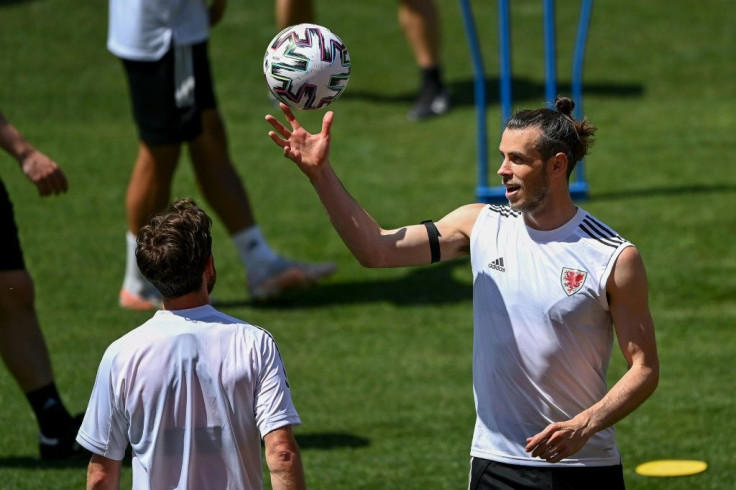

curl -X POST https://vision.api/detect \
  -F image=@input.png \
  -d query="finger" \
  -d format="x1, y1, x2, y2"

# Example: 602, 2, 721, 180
321, 111, 334, 136
36, 179, 52, 197
280, 103, 301, 130
525, 431, 549, 452
50, 170, 69, 194
58, 172, 69, 193
527, 435, 552, 457
540, 444, 557, 456
547, 451, 566, 463
265, 115, 292, 139
541, 443, 568, 463
268, 131, 288, 148
531, 442, 549, 458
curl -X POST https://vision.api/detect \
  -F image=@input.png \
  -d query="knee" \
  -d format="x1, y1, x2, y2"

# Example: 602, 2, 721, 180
0, 270, 36, 318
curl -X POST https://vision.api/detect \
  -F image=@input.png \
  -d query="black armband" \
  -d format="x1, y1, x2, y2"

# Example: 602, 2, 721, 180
421, 220, 442, 264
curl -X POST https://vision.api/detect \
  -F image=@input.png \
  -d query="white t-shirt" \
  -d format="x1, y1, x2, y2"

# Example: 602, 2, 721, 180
77, 305, 301, 489
469, 205, 631, 467
107, 0, 210, 61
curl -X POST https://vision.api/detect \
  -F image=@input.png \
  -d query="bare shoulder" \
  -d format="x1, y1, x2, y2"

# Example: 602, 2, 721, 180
437, 203, 486, 233
608, 245, 648, 294
432, 203, 486, 259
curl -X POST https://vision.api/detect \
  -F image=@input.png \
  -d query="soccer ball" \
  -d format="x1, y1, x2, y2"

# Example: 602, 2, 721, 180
263, 23, 351, 110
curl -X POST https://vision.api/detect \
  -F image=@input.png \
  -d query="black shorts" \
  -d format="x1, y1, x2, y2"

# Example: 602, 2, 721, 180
469, 457, 625, 490
121, 41, 218, 145
0, 180, 26, 271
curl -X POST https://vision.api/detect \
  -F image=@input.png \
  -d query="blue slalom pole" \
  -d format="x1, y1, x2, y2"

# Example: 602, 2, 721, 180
572, 0, 594, 121
472, 0, 514, 203
458, 0, 490, 200
498, 0, 512, 124
543, 0, 557, 107
570, 0, 594, 200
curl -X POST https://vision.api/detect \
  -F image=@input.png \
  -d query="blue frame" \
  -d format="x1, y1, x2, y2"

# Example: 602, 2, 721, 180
458, 0, 594, 204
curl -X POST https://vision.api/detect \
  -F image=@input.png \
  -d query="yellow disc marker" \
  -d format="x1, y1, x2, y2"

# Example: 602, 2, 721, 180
635, 460, 708, 477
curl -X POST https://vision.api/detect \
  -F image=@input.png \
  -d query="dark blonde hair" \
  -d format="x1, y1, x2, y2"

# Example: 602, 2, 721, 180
136, 198, 213, 299
506, 96, 597, 178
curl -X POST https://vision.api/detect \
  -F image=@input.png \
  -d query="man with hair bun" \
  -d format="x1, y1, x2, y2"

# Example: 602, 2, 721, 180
266, 96, 659, 489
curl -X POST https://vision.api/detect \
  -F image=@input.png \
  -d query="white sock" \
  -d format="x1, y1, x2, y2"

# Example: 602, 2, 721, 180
232, 226, 279, 275
122, 231, 158, 296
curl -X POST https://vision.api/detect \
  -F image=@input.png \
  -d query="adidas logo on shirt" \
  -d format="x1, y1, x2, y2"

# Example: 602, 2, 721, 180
488, 257, 505, 272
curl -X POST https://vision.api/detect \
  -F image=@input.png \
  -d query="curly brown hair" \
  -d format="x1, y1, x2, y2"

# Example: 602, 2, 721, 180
136, 198, 213, 299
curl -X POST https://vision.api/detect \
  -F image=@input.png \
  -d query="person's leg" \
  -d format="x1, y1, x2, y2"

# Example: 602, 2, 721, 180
186, 109, 254, 234
399, 0, 451, 121
119, 142, 181, 309
399, 0, 440, 69
0, 270, 53, 392
126, 143, 182, 234
118, 50, 188, 309
275, 0, 314, 29
0, 269, 84, 459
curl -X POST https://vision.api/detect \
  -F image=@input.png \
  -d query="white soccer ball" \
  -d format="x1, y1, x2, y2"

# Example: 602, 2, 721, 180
263, 23, 351, 110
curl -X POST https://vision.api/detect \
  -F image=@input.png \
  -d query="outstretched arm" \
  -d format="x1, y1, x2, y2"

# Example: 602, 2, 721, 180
525, 246, 659, 463
266, 104, 480, 267
0, 111, 68, 196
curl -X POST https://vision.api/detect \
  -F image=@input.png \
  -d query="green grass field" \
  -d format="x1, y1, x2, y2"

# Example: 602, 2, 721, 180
1, 0, 735, 488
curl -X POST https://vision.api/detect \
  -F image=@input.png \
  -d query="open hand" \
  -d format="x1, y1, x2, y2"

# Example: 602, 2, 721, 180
266, 103, 334, 179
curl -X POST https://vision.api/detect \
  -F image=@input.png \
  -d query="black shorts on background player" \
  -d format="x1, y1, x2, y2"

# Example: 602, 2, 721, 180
121, 41, 217, 145
0, 180, 26, 271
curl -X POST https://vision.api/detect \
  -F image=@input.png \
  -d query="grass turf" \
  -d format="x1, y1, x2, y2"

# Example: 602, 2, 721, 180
0, 0, 734, 488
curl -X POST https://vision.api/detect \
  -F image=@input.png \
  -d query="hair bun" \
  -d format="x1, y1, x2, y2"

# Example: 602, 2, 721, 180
555, 97, 575, 116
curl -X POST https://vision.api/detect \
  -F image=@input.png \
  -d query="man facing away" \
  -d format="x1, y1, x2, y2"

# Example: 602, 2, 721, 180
266, 97, 659, 489
77, 198, 305, 489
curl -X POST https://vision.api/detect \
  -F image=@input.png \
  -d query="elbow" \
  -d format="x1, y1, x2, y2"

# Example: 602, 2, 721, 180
354, 248, 392, 268
649, 361, 660, 393
87, 475, 108, 490
266, 447, 304, 486
87, 470, 118, 490
87, 454, 120, 490
356, 255, 384, 268
266, 439, 302, 473
269, 448, 299, 471
640, 359, 660, 398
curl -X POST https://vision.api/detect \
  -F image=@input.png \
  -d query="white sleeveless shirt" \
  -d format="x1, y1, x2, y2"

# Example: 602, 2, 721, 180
469, 205, 630, 467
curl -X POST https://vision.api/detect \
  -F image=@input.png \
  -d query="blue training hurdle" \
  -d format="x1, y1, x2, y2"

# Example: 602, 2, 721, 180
458, 0, 595, 204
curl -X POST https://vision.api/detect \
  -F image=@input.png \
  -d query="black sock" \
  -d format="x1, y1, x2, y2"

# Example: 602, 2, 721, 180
26, 383, 73, 437
420, 66, 443, 92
